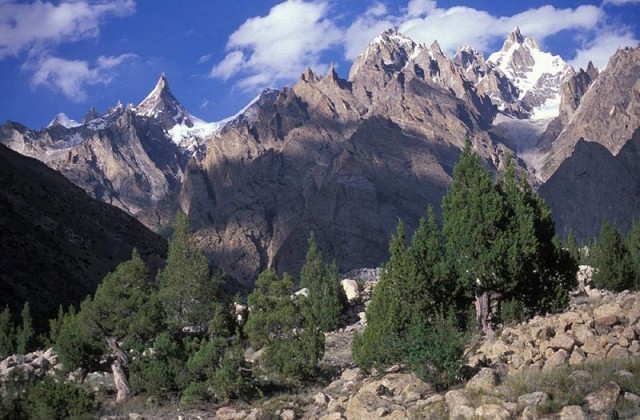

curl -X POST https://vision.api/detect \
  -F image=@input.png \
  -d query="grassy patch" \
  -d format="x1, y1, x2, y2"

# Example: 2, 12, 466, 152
501, 358, 640, 416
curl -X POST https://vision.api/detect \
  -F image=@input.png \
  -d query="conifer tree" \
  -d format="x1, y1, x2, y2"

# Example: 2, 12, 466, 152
81, 249, 157, 402
16, 302, 35, 354
158, 211, 222, 334
353, 221, 417, 368
300, 232, 347, 332
593, 221, 634, 291
626, 222, 640, 290
245, 269, 324, 381
441, 143, 505, 334
0, 305, 15, 357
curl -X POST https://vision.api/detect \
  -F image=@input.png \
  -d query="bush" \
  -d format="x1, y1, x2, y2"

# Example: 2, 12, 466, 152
404, 314, 468, 391
592, 221, 634, 291
500, 298, 527, 325
25, 376, 96, 419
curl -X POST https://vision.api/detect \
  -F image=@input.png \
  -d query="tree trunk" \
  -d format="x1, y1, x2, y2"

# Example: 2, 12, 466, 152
106, 336, 131, 402
475, 291, 494, 337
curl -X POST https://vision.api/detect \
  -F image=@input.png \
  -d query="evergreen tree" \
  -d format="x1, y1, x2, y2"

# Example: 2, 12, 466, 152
16, 302, 35, 354
300, 232, 347, 332
592, 221, 634, 291
158, 211, 222, 334
626, 222, 640, 290
353, 221, 417, 368
441, 143, 506, 334
245, 269, 324, 382
78, 249, 158, 402
0, 305, 15, 357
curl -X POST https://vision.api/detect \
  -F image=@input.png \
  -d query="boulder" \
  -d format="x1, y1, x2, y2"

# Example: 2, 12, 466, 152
550, 333, 575, 352
466, 368, 498, 391
585, 382, 621, 413
280, 409, 295, 420
341, 279, 359, 302
542, 349, 569, 371
558, 405, 588, 420
474, 404, 510, 420
216, 407, 247, 419
518, 391, 550, 407
445, 389, 474, 419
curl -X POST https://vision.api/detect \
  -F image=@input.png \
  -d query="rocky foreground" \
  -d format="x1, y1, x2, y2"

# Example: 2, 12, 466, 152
3, 267, 640, 419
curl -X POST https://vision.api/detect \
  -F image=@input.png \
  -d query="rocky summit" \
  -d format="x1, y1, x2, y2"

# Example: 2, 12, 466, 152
1, 28, 640, 285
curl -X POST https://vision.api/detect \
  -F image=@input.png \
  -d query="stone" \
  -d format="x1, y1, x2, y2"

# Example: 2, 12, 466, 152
624, 392, 640, 406
216, 407, 248, 419
445, 389, 473, 419
518, 391, 550, 407
607, 344, 630, 359
465, 368, 498, 391
542, 349, 569, 371
558, 405, 587, 420
521, 405, 537, 420
340, 279, 359, 302
280, 409, 295, 420
569, 347, 586, 366
569, 369, 592, 380
573, 324, 595, 344
340, 368, 362, 382
474, 404, 510, 420
582, 336, 605, 355
550, 333, 575, 352
314, 392, 329, 405
585, 382, 621, 413
318, 413, 343, 420
246, 408, 271, 420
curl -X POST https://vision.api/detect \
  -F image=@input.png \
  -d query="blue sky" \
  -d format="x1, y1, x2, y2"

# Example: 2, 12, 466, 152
1, 0, 639, 129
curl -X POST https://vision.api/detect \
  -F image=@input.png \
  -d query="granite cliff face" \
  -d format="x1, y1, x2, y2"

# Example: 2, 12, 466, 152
0, 143, 166, 328
541, 46, 640, 180
181, 29, 524, 284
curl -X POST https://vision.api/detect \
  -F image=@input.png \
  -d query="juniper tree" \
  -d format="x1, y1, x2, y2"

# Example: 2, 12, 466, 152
592, 221, 634, 291
0, 305, 15, 357
441, 143, 505, 335
300, 232, 347, 332
16, 302, 35, 355
158, 211, 223, 334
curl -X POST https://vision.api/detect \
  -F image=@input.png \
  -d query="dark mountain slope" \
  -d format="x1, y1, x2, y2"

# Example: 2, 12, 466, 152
0, 143, 166, 328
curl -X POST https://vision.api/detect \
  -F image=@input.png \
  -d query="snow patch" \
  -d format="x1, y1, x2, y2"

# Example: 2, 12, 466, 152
47, 113, 81, 129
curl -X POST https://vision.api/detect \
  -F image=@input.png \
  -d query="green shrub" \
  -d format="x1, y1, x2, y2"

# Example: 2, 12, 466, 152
500, 298, 527, 325
404, 314, 468, 391
592, 221, 634, 291
25, 376, 96, 419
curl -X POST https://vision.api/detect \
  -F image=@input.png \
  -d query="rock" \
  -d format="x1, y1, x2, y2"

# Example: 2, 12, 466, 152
314, 392, 329, 405
246, 408, 271, 420
569, 347, 586, 366
474, 404, 510, 419
445, 389, 474, 419
84, 371, 115, 392
542, 349, 569, 371
585, 382, 621, 413
318, 413, 343, 420
216, 407, 247, 419
340, 368, 362, 382
550, 333, 575, 352
341, 279, 359, 302
466, 368, 498, 391
521, 405, 537, 420
569, 369, 592, 380
582, 336, 605, 355
558, 405, 588, 420
128, 414, 144, 420
280, 409, 295, 420
607, 344, 630, 359
624, 392, 640, 406
518, 391, 550, 407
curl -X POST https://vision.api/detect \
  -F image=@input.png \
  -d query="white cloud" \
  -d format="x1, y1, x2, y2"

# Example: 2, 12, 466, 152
26, 53, 137, 101
343, 3, 604, 59
198, 54, 212, 64
0, 0, 135, 59
570, 29, 639, 69
210, 0, 341, 91
603, 0, 640, 4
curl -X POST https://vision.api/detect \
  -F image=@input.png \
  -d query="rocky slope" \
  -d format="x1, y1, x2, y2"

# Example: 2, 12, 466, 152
0, 143, 166, 329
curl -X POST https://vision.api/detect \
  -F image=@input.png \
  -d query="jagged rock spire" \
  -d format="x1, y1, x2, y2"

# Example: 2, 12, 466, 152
136, 73, 192, 129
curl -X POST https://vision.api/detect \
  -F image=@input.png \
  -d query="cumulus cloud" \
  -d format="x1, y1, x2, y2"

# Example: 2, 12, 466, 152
570, 28, 639, 69
210, 0, 341, 91
603, 0, 640, 4
0, 0, 135, 59
343, 2, 604, 58
26, 53, 137, 101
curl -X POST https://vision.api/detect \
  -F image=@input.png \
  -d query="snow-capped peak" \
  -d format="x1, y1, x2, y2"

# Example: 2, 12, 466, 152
136, 73, 192, 129
488, 28, 573, 120
47, 113, 81, 129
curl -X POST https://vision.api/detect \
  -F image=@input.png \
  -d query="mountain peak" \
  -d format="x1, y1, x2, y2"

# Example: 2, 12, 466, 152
136, 73, 192, 129
47, 113, 80, 129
